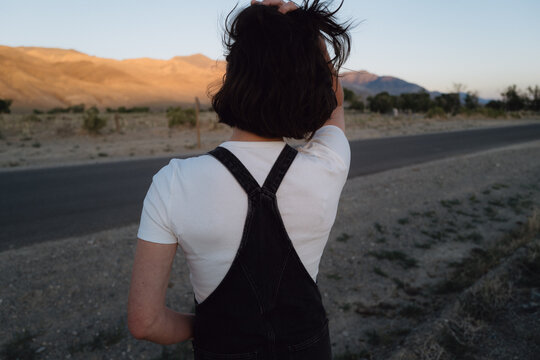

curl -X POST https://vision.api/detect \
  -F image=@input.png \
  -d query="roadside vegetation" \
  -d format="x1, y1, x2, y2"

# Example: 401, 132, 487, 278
343, 84, 540, 118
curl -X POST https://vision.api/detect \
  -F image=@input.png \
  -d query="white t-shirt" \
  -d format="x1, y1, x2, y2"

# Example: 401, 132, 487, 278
138, 125, 350, 303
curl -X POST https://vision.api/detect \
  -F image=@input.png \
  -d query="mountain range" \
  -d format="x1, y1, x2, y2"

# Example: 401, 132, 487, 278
341, 70, 426, 98
0, 45, 225, 111
0, 45, 482, 111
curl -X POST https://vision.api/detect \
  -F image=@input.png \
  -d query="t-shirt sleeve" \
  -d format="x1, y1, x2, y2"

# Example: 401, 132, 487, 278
309, 124, 351, 170
137, 162, 178, 244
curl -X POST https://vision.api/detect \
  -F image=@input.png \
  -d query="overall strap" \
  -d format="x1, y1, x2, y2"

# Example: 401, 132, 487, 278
262, 144, 298, 194
208, 147, 260, 196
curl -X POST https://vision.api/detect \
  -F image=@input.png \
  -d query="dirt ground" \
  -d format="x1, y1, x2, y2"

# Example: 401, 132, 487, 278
0, 110, 538, 170
0, 112, 539, 359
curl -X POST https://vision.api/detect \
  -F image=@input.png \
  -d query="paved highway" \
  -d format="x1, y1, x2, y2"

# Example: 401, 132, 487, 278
1, 123, 540, 251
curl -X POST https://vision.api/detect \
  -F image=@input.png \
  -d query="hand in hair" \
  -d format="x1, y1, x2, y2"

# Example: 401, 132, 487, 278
252, 0, 343, 108
251, 0, 298, 14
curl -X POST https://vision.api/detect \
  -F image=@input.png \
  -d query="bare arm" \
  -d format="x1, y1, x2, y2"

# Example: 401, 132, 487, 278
127, 239, 194, 344
321, 36, 345, 132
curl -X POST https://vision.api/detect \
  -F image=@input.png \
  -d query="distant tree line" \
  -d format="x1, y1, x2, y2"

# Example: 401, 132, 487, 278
30, 104, 151, 115
344, 84, 540, 116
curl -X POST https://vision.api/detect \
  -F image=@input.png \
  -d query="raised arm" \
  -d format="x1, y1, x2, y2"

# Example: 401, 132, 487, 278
321, 36, 345, 132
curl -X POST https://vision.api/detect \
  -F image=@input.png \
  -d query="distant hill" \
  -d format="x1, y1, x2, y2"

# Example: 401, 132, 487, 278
0, 45, 225, 111
341, 70, 426, 98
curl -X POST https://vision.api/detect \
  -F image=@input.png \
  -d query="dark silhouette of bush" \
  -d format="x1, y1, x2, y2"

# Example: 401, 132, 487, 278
349, 99, 365, 111
527, 85, 540, 112
45, 104, 85, 114
167, 106, 196, 128
464, 92, 479, 110
82, 107, 106, 133
343, 87, 356, 103
486, 100, 504, 110
69, 104, 85, 113
502, 85, 525, 112
106, 106, 150, 113
342, 87, 365, 111
434, 93, 460, 115
0, 99, 12, 114
47, 107, 70, 114
397, 91, 432, 113
368, 92, 395, 114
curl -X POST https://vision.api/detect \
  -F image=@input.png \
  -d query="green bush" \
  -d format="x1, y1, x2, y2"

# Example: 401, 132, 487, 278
82, 108, 106, 133
349, 99, 365, 111
425, 107, 446, 119
367, 92, 394, 114
434, 93, 460, 115
167, 106, 196, 128
502, 85, 525, 111
343, 87, 356, 103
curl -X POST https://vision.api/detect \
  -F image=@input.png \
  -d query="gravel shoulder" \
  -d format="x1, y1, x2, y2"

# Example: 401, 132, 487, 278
1, 139, 539, 359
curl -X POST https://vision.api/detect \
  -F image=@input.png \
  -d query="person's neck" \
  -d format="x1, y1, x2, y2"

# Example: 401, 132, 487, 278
229, 127, 283, 142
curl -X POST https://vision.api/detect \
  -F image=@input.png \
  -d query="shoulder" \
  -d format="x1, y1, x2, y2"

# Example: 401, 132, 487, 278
298, 125, 351, 171
153, 154, 216, 183
150, 154, 228, 199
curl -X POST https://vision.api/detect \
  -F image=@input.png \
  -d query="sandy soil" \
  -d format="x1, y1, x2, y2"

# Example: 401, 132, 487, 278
0, 110, 538, 170
1, 137, 539, 359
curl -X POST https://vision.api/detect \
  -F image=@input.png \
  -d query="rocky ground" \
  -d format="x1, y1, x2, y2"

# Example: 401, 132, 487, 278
0, 113, 539, 359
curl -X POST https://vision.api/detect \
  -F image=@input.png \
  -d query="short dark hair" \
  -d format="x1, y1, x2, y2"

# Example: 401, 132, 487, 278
211, 0, 352, 140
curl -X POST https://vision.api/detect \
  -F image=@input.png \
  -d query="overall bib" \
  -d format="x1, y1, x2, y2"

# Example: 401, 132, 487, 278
193, 144, 331, 360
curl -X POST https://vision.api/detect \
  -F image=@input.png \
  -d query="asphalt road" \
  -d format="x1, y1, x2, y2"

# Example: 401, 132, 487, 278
2, 123, 540, 251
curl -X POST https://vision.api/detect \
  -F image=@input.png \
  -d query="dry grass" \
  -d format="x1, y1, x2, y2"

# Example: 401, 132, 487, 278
431, 209, 539, 295
399, 210, 540, 360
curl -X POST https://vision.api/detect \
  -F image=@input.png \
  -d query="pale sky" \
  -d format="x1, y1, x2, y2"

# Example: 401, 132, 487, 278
1, 0, 539, 99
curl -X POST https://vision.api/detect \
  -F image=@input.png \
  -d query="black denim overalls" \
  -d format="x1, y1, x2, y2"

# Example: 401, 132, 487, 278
192, 144, 331, 360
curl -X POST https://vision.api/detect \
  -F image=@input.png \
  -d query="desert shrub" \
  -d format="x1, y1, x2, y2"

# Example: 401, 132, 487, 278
425, 106, 447, 119
349, 99, 365, 111
106, 106, 150, 113
434, 93, 460, 115
0, 99, 12, 114
368, 92, 395, 114
33, 109, 44, 114
464, 91, 479, 110
82, 108, 106, 133
397, 91, 432, 113
47, 107, 69, 114
23, 114, 42, 122
486, 100, 504, 110
167, 106, 196, 128
502, 85, 526, 111
343, 87, 356, 103
527, 85, 540, 112
69, 104, 85, 113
